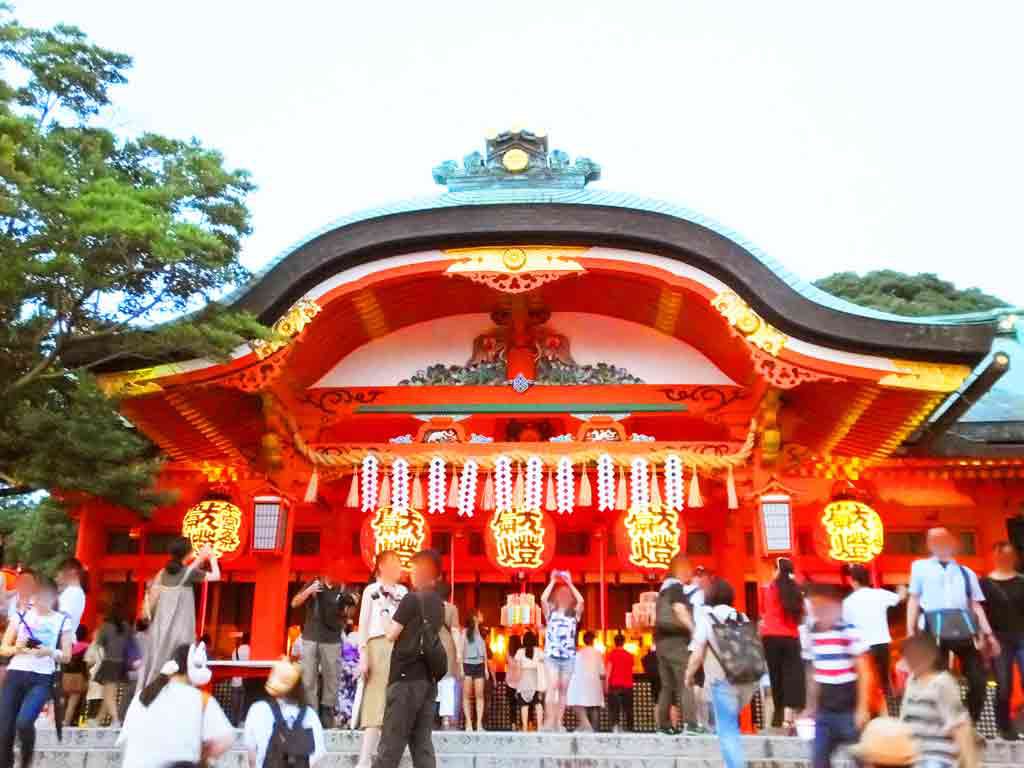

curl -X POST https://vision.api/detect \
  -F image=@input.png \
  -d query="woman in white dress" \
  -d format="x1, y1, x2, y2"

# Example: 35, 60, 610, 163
354, 551, 406, 768
566, 631, 605, 731
118, 641, 235, 768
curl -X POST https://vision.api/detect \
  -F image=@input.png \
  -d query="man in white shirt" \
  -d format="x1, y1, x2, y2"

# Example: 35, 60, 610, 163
842, 564, 906, 703
55, 558, 87, 635
906, 527, 997, 723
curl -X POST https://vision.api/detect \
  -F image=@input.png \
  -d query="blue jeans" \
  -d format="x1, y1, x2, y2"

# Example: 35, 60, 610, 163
709, 681, 745, 768
813, 710, 858, 768
994, 632, 1024, 731
0, 670, 52, 768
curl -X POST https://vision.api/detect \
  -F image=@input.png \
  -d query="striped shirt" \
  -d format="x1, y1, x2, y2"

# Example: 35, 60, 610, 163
801, 620, 867, 685
900, 672, 966, 768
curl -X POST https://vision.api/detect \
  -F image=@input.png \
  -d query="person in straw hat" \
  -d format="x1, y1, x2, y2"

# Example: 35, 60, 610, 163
849, 718, 917, 768
243, 658, 326, 768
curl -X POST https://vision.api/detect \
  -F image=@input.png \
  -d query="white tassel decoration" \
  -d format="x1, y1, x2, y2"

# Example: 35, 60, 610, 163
524, 456, 544, 510
428, 456, 446, 515
482, 470, 495, 511
727, 465, 739, 510
514, 464, 525, 508
494, 456, 513, 512
688, 465, 704, 508
556, 457, 575, 515
578, 463, 592, 507
391, 459, 410, 513
616, 465, 628, 510
545, 467, 557, 511
630, 458, 650, 511
345, 472, 360, 508
458, 460, 479, 518
360, 455, 379, 513
664, 454, 684, 512
303, 468, 319, 503
447, 469, 460, 508
596, 454, 615, 511
411, 470, 424, 509
650, 470, 662, 509
378, 474, 391, 507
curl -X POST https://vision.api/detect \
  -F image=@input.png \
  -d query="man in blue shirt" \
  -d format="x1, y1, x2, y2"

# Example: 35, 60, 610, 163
906, 527, 998, 723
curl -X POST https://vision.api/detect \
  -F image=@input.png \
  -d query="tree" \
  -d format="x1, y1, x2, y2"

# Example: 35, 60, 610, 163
0, 9, 267, 513
814, 270, 1010, 317
0, 496, 75, 574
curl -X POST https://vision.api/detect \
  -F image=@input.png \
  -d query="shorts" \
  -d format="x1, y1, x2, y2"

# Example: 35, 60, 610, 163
463, 663, 486, 679
516, 691, 542, 707
546, 656, 575, 676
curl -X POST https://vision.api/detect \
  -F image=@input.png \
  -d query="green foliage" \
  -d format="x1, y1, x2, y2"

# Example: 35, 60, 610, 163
0, 7, 266, 512
0, 496, 76, 575
814, 270, 1010, 317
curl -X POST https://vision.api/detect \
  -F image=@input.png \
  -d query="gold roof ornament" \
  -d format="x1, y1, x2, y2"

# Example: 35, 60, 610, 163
251, 297, 322, 360
712, 291, 788, 357
444, 246, 586, 294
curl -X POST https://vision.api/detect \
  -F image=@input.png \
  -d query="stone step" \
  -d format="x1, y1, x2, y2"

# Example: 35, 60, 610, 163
25, 730, 1024, 768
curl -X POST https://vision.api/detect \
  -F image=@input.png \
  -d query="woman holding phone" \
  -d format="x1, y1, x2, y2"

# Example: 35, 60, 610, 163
0, 576, 73, 768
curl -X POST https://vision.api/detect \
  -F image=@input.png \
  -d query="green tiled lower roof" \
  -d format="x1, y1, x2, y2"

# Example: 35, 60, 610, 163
230, 187, 1011, 328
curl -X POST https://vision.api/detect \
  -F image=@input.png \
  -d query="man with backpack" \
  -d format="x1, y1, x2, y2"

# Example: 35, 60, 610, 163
686, 578, 766, 768
906, 527, 997, 724
654, 554, 697, 734
373, 549, 447, 768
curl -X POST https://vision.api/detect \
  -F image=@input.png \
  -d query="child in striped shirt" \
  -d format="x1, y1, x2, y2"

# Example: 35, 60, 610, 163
802, 583, 872, 768
899, 633, 977, 768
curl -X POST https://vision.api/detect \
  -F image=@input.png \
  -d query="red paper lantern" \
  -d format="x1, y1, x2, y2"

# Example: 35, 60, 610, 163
360, 506, 431, 572
181, 499, 247, 562
615, 506, 687, 573
484, 507, 556, 573
814, 499, 885, 564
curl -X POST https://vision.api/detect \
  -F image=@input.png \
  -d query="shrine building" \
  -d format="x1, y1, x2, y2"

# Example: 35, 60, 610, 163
78, 130, 1024, 659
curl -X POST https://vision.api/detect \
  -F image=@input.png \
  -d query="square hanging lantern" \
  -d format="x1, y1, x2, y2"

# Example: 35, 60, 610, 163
252, 495, 288, 554
759, 493, 794, 554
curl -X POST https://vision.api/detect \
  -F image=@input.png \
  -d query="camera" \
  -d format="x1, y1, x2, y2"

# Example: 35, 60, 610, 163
24, 638, 41, 650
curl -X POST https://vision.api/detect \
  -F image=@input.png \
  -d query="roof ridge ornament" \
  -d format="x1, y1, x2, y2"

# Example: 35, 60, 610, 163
433, 129, 601, 192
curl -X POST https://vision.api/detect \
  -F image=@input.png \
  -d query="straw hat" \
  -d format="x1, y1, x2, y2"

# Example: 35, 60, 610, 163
849, 718, 917, 767
265, 658, 301, 697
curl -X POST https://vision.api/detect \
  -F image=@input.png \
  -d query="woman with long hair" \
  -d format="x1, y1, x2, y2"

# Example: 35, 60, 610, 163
0, 576, 72, 768
94, 604, 136, 728
760, 557, 806, 732
461, 609, 490, 731
435, 582, 460, 730
119, 642, 234, 768
541, 572, 584, 731
136, 538, 220, 689
244, 658, 326, 768
513, 630, 545, 731
354, 550, 406, 768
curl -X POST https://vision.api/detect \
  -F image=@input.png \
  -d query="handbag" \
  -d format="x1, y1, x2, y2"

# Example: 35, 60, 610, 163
924, 565, 977, 644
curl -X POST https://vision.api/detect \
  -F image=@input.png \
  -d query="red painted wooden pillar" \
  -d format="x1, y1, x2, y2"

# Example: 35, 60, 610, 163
249, 498, 296, 659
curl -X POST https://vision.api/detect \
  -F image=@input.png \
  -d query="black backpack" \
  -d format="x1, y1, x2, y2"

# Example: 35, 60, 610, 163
706, 611, 767, 686
417, 592, 448, 683
264, 699, 316, 768
655, 582, 693, 639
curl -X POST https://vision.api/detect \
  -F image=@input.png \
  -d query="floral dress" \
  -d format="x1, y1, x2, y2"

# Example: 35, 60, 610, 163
336, 631, 360, 728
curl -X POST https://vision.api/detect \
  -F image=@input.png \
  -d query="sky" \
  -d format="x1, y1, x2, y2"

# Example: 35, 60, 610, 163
20, 1, 1024, 306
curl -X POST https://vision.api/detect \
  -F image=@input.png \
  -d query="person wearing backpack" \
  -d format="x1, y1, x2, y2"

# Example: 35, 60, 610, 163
373, 549, 446, 768
243, 658, 326, 768
906, 527, 997, 724
686, 578, 764, 768
654, 554, 696, 734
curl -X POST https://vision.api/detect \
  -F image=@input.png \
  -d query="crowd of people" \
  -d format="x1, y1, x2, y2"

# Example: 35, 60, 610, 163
2, 523, 1024, 768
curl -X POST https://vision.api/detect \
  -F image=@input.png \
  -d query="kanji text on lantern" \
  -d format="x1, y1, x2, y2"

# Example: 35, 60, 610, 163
370, 505, 426, 569
624, 505, 681, 570
490, 506, 546, 569
181, 500, 242, 557
821, 499, 884, 563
